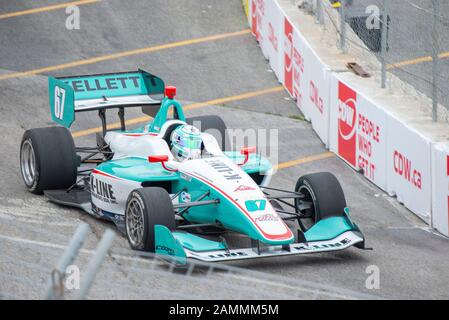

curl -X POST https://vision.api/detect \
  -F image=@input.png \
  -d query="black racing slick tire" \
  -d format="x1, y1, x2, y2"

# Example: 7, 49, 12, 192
125, 187, 176, 252
20, 127, 78, 194
187, 115, 229, 151
294, 172, 346, 231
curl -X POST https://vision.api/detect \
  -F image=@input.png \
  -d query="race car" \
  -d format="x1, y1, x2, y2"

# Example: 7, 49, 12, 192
19, 69, 368, 265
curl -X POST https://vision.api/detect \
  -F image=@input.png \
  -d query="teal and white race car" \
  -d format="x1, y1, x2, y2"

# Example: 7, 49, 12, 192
19, 70, 368, 265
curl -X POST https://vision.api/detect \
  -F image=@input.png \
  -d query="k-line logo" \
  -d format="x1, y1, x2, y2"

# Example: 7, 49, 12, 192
207, 251, 248, 259
90, 175, 117, 204
205, 159, 242, 180
64, 76, 141, 93
292, 238, 352, 252
337, 81, 357, 167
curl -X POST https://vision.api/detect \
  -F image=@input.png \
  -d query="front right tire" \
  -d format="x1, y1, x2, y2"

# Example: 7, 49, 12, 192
294, 172, 346, 231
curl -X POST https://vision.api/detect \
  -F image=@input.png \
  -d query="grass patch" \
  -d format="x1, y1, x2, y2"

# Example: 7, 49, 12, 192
288, 114, 306, 121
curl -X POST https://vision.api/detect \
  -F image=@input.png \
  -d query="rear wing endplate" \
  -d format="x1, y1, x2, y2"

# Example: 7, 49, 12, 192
48, 70, 164, 128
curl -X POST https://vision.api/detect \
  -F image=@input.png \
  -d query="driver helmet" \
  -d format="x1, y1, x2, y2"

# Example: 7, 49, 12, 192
170, 124, 202, 161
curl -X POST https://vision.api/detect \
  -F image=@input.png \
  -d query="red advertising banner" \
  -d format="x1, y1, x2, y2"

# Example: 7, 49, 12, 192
337, 81, 357, 167
283, 17, 293, 96
330, 75, 387, 189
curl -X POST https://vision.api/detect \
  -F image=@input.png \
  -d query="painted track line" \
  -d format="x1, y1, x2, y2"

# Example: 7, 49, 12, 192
0, 29, 251, 81
0, 0, 100, 20
388, 51, 449, 69
275, 151, 334, 170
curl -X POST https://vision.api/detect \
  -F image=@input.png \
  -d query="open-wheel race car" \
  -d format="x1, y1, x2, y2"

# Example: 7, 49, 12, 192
20, 70, 368, 265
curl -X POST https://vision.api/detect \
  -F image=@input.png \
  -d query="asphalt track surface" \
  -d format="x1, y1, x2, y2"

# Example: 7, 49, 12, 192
1, 0, 449, 299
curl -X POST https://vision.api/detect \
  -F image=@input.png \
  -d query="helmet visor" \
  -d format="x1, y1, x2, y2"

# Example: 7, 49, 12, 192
184, 136, 202, 149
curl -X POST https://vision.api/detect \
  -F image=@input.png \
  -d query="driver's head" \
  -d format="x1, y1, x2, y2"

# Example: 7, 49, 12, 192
170, 124, 202, 161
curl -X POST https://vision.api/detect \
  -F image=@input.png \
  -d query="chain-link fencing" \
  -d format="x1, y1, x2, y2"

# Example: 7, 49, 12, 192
296, 0, 449, 122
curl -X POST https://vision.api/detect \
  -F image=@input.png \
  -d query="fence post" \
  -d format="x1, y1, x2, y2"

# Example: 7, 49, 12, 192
44, 222, 90, 300
315, 0, 322, 24
380, 0, 388, 88
339, 0, 347, 52
74, 229, 116, 300
431, 0, 440, 122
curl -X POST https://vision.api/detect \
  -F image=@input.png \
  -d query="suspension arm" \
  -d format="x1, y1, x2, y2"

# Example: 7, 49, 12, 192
173, 199, 220, 210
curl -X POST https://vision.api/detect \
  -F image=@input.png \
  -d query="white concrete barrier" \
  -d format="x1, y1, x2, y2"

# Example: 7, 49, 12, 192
386, 116, 432, 222
282, 15, 331, 146
259, 0, 284, 79
246, 0, 449, 237
432, 143, 449, 235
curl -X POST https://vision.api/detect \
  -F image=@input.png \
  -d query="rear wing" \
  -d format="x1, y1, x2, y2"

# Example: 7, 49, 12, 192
48, 70, 164, 128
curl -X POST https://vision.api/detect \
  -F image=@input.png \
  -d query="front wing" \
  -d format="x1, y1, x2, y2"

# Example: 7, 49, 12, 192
155, 224, 366, 265
184, 231, 364, 262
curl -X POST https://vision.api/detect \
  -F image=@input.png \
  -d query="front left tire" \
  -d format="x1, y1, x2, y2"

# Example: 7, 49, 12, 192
125, 187, 176, 252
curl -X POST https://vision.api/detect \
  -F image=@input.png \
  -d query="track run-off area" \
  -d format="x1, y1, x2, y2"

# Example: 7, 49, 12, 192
1, 0, 449, 299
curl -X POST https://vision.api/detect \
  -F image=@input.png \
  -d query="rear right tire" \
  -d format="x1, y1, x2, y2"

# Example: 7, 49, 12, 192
187, 115, 229, 150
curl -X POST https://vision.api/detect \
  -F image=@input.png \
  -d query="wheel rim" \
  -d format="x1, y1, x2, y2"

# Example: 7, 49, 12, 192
20, 139, 37, 187
296, 185, 317, 231
126, 197, 145, 247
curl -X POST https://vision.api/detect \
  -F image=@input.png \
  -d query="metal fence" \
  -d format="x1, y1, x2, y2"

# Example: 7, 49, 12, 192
0, 216, 379, 300
297, 0, 449, 122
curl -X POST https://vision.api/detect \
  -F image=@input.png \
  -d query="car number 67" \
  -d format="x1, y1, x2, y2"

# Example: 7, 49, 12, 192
54, 86, 66, 120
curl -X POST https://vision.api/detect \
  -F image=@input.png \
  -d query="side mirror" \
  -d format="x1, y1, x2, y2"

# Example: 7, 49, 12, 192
148, 155, 177, 172
239, 146, 256, 166
148, 155, 169, 163
240, 146, 256, 155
